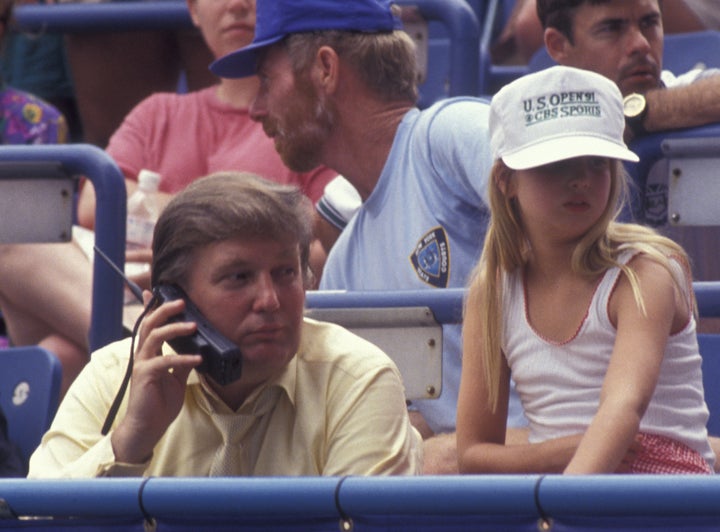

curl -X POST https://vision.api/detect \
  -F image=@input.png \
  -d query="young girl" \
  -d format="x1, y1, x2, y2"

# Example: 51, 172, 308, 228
457, 66, 714, 474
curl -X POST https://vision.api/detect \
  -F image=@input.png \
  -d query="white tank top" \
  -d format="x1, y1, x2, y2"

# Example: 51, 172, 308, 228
502, 252, 714, 466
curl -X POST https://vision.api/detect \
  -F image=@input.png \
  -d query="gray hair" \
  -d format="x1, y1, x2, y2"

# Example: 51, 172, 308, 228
283, 27, 419, 103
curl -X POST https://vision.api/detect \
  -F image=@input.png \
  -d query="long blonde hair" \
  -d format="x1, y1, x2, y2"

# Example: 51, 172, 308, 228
465, 158, 694, 411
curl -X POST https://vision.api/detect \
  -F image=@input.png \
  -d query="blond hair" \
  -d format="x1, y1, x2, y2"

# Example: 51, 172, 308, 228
465, 159, 694, 411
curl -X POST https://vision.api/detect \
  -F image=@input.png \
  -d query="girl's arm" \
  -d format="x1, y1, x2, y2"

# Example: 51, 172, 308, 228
564, 255, 683, 474
457, 291, 584, 473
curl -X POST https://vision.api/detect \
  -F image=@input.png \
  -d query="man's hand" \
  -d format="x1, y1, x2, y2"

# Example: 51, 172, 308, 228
409, 411, 458, 474
422, 432, 459, 474
110, 291, 202, 464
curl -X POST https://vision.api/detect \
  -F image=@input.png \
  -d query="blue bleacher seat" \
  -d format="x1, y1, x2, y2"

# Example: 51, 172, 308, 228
465, 0, 488, 20
306, 289, 460, 401
478, 0, 528, 94
397, 0, 481, 107
660, 30, 720, 73
626, 122, 720, 224
0, 145, 126, 464
698, 334, 720, 436
0, 347, 61, 463
526, 45, 556, 73
694, 281, 720, 437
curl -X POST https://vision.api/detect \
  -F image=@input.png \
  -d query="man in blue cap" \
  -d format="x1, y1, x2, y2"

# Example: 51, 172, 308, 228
212, 0, 529, 474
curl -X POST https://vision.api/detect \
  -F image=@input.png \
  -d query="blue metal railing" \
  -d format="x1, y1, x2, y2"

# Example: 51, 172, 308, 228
0, 144, 126, 351
0, 476, 719, 529
307, 282, 720, 321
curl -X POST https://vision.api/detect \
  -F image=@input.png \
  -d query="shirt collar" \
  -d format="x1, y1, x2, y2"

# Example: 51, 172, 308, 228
187, 352, 299, 413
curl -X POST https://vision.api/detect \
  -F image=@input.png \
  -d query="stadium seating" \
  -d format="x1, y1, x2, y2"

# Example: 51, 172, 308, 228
397, 0, 481, 107
0, 9, 717, 529
660, 30, 720, 73
465, 0, 488, 20
0, 346, 61, 463
626, 122, 720, 224
526, 45, 555, 73
694, 281, 720, 436
308, 284, 720, 436
306, 289, 464, 401
620, 32, 720, 224
698, 333, 720, 436
14, 0, 481, 109
478, 0, 527, 94
0, 145, 125, 466
0, 161, 74, 244
0, 145, 127, 351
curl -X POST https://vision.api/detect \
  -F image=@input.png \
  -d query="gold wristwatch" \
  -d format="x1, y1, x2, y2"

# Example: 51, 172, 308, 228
623, 93, 648, 137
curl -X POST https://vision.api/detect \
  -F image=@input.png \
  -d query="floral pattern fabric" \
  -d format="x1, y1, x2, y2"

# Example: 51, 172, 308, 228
0, 86, 68, 144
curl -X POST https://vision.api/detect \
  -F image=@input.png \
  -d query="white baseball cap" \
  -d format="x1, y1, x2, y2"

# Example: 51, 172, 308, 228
490, 66, 639, 170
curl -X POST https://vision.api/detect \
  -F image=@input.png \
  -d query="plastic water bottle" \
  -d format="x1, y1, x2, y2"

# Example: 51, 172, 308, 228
124, 169, 161, 302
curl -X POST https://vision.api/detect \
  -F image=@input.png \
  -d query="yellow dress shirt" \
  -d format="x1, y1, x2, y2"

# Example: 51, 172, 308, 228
28, 318, 423, 477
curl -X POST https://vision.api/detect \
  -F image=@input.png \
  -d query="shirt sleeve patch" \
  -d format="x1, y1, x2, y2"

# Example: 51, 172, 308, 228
410, 227, 450, 288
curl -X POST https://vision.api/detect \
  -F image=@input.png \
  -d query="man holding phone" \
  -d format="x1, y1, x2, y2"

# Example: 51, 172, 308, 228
28, 172, 422, 478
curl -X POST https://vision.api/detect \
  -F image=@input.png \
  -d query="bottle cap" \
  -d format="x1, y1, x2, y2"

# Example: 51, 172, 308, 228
137, 169, 161, 191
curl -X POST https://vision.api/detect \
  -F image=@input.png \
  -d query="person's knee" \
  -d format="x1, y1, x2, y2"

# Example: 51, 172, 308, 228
40, 334, 89, 371
0, 244, 30, 277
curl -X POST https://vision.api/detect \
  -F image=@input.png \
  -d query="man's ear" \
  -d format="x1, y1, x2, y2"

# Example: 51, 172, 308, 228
186, 0, 200, 27
313, 46, 340, 94
544, 27, 571, 64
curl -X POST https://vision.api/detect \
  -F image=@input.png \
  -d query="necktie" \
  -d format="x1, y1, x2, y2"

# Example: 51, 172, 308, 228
208, 387, 280, 476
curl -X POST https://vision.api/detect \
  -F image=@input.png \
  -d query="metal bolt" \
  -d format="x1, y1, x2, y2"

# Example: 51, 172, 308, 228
670, 213, 681, 224
426, 385, 436, 397
537, 518, 553, 531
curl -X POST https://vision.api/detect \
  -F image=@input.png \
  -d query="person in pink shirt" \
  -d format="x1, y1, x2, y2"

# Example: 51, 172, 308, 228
109, 88, 330, 198
0, 0, 336, 396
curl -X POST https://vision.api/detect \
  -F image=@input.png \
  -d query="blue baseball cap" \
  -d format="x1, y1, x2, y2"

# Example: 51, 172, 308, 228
210, 0, 402, 79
